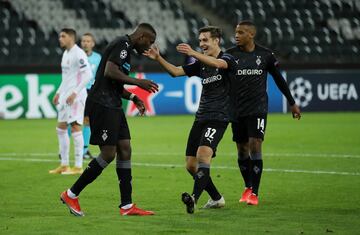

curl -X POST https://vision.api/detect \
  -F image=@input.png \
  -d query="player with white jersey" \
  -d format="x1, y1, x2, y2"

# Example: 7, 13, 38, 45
49, 28, 92, 175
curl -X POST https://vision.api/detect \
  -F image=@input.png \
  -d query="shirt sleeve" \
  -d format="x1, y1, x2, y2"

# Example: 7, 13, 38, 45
76, 50, 90, 72
267, 53, 295, 105
220, 53, 236, 70
108, 41, 129, 66
182, 60, 201, 77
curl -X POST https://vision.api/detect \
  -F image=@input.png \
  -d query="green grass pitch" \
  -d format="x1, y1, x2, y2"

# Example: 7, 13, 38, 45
0, 113, 359, 234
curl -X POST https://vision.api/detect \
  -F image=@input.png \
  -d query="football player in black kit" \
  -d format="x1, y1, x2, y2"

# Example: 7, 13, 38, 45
177, 21, 301, 206
60, 23, 159, 216
144, 26, 236, 214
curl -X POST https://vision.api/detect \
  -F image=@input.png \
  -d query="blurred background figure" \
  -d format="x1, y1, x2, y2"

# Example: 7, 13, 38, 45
80, 32, 101, 160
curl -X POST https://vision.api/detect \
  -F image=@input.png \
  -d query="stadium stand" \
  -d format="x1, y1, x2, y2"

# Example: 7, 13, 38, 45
0, 0, 359, 70
196, 0, 360, 64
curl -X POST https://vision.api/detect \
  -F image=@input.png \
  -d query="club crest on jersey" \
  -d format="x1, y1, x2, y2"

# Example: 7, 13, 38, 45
120, 50, 127, 59
256, 56, 261, 66
79, 59, 85, 64
102, 130, 108, 141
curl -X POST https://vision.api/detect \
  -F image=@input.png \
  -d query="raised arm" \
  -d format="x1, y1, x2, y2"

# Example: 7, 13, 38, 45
176, 43, 228, 69
143, 45, 185, 77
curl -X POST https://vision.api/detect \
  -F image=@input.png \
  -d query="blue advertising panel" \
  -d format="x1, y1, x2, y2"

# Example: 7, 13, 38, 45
125, 73, 284, 116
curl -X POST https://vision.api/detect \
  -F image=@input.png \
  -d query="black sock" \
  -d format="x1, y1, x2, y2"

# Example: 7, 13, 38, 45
116, 160, 132, 207
238, 157, 252, 188
70, 157, 107, 196
205, 177, 222, 201
192, 166, 210, 203
187, 169, 221, 201
250, 159, 263, 195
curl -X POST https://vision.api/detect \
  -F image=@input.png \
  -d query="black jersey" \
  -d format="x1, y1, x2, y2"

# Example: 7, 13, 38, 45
226, 44, 295, 118
182, 52, 235, 122
88, 36, 132, 109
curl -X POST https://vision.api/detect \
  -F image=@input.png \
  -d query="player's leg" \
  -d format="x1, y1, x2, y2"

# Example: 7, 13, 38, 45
60, 100, 117, 216
61, 122, 84, 174
115, 112, 153, 216
61, 145, 115, 216
83, 115, 93, 159
62, 99, 86, 174
232, 119, 253, 202
183, 122, 224, 211
50, 121, 70, 173
246, 114, 267, 205
183, 121, 227, 213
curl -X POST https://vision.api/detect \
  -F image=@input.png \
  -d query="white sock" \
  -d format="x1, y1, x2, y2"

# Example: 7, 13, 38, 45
121, 203, 133, 210
57, 127, 70, 166
72, 131, 84, 168
67, 189, 77, 199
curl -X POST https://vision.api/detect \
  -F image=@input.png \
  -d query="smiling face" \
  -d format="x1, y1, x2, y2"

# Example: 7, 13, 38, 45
235, 24, 255, 47
198, 32, 220, 56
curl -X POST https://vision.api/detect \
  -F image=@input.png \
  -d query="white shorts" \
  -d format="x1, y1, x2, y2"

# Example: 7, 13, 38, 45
57, 97, 86, 125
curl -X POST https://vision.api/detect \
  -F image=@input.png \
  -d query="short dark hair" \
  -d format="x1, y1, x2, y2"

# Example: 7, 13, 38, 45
237, 20, 257, 35
61, 28, 76, 40
198, 26, 222, 40
238, 20, 256, 28
137, 23, 156, 36
82, 32, 95, 43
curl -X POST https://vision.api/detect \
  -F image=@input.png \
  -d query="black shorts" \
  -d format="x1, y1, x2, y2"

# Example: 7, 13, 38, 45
86, 99, 131, 146
186, 120, 228, 158
231, 114, 267, 143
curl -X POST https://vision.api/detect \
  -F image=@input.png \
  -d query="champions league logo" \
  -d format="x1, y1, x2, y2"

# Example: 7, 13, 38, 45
120, 50, 128, 59
289, 77, 313, 108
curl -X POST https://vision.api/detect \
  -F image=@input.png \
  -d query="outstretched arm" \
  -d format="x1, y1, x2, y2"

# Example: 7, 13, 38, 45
176, 43, 228, 69
143, 45, 185, 77
104, 61, 158, 93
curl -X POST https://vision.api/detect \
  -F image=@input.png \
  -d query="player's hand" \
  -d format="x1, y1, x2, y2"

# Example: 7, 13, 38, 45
143, 45, 160, 60
53, 93, 59, 105
136, 79, 159, 93
176, 43, 195, 56
290, 104, 301, 120
133, 96, 146, 116
66, 92, 77, 105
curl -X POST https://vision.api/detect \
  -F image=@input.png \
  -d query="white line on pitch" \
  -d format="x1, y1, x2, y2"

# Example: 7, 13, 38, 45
0, 152, 359, 158
0, 157, 358, 176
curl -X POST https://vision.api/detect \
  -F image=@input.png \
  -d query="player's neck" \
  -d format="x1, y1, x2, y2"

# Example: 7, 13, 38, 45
86, 50, 93, 56
209, 47, 221, 58
66, 42, 76, 51
242, 41, 255, 52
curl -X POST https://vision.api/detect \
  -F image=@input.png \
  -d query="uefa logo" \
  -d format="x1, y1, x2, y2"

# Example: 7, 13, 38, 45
289, 77, 313, 107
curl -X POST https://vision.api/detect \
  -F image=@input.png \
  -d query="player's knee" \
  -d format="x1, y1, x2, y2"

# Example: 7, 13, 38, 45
117, 148, 131, 161
186, 163, 197, 175
237, 142, 249, 159
249, 138, 262, 151
100, 146, 116, 163
70, 122, 82, 132
196, 146, 212, 164
116, 140, 132, 161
